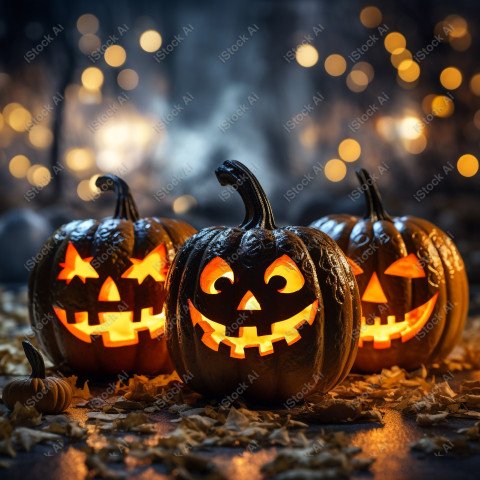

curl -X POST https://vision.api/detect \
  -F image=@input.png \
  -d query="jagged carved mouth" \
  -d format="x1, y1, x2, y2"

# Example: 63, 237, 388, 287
359, 293, 438, 349
188, 299, 318, 359
53, 306, 165, 347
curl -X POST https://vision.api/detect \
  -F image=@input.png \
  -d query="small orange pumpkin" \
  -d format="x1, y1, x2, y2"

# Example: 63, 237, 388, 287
2, 341, 72, 414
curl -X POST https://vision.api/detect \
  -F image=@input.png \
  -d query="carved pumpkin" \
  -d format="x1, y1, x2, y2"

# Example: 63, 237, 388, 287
29, 175, 196, 376
310, 169, 468, 372
166, 160, 360, 403
2, 341, 72, 414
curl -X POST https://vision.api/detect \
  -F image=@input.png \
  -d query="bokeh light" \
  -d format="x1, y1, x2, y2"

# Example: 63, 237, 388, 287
432, 95, 454, 118
346, 70, 369, 92
27, 164, 51, 187
324, 54, 347, 76
9, 155, 30, 178
457, 154, 479, 177
295, 44, 319, 68
384, 32, 406, 53
140, 30, 162, 52
324, 159, 347, 181
65, 148, 95, 171
76, 13, 99, 35
338, 138, 361, 162
359, 6, 382, 28
440, 67, 462, 90
117, 69, 139, 90
397, 59, 420, 82
28, 125, 53, 149
104, 45, 127, 67
81, 67, 104, 91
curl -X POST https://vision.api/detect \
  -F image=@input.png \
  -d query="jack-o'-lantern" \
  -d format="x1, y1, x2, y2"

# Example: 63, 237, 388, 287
166, 160, 361, 404
29, 175, 196, 376
310, 169, 468, 372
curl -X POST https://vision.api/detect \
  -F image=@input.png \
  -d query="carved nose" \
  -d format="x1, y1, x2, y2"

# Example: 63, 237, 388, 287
237, 291, 261, 310
362, 272, 388, 303
98, 277, 121, 301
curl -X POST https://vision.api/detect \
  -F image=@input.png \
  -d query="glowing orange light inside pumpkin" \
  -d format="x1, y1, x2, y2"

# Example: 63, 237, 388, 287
189, 299, 318, 358
384, 253, 426, 278
264, 254, 305, 293
191, 254, 316, 358
58, 243, 99, 284
200, 257, 234, 294
346, 257, 364, 275
53, 306, 165, 347
237, 290, 261, 310
121, 244, 168, 284
98, 276, 121, 301
362, 272, 388, 303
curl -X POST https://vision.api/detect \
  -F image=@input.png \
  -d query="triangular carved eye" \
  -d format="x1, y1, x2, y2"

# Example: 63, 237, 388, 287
122, 244, 168, 284
384, 253, 426, 278
346, 257, 364, 276
58, 243, 99, 284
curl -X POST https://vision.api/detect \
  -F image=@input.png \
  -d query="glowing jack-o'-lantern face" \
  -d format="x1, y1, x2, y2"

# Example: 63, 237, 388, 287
53, 241, 168, 348
346, 253, 438, 349
188, 254, 318, 359
310, 168, 468, 373
29, 174, 197, 377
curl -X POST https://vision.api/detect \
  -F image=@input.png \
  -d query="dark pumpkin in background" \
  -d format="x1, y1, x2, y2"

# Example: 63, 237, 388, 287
310, 169, 468, 373
29, 175, 196, 376
166, 160, 361, 404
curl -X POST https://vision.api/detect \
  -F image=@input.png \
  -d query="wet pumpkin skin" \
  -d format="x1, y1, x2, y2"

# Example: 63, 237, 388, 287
310, 169, 469, 373
29, 175, 196, 377
2, 341, 72, 414
166, 160, 361, 404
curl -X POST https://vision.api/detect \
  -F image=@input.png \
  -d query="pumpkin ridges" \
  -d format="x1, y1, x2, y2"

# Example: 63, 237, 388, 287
2, 343, 73, 413
404, 216, 468, 362
287, 226, 360, 391
166, 227, 226, 384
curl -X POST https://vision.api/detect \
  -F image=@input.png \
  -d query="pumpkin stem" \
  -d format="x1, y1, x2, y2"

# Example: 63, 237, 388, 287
356, 168, 392, 222
22, 341, 46, 379
215, 160, 277, 230
95, 175, 140, 222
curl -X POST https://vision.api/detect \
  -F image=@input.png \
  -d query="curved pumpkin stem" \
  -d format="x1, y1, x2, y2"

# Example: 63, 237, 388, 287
356, 168, 392, 222
215, 160, 277, 230
95, 175, 140, 222
22, 341, 46, 379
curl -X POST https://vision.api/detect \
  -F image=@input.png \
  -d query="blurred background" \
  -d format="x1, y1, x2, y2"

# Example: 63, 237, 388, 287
0, 0, 478, 299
